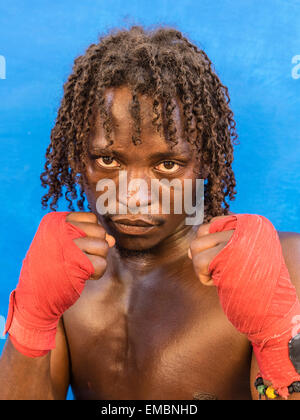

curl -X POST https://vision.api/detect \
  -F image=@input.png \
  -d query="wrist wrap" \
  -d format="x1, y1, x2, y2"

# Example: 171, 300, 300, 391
209, 214, 300, 398
3, 212, 94, 357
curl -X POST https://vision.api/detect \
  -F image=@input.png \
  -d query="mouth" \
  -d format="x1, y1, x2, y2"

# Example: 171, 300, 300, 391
108, 216, 163, 236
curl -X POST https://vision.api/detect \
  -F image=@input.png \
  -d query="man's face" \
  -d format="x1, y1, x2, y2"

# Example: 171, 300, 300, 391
84, 86, 200, 251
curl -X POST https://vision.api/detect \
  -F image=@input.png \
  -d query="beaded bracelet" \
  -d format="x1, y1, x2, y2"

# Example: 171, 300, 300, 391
254, 376, 300, 400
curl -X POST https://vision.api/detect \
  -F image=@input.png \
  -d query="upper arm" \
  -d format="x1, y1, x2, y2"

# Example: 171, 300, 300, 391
250, 231, 300, 399
50, 317, 70, 400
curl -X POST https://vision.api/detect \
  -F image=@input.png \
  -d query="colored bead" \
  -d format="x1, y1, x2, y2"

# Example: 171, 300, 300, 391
257, 385, 266, 395
265, 386, 277, 399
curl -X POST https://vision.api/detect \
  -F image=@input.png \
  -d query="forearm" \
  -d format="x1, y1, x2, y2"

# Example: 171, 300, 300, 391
0, 337, 56, 400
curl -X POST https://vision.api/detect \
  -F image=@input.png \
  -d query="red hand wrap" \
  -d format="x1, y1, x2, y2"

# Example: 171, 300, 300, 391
208, 214, 300, 398
3, 212, 95, 357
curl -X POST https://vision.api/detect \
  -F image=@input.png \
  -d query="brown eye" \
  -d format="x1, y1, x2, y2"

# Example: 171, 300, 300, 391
163, 161, 175, 170
102, 156, 113, 165
155, 161, 180, 173
96, 156, 120, 168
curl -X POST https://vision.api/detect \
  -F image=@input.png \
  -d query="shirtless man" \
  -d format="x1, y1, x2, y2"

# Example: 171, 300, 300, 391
0, 26, 300, 400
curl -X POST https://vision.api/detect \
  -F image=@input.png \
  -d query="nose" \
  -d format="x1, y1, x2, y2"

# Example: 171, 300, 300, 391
118, 169, 152, 211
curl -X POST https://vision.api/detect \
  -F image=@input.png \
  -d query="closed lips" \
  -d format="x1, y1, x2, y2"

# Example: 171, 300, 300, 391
110, 217, 159, 227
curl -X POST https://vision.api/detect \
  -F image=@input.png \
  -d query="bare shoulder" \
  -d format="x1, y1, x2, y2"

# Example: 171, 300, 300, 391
278, 230, 300, 294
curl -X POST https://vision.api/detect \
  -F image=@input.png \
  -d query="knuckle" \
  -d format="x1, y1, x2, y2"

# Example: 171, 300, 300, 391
101, 240, 109, 254
66, 211, 98, 224
190, 237, 208, 255
96, 225, 106, 238
95, 257, 107, 274
93, 238, 109, 256
196, 223, 210, 237
194, 252, 209, 272
90, 256, 107, 279
65, 211, 78, 222
189, 240, 199, 255
87, 212, 98, 223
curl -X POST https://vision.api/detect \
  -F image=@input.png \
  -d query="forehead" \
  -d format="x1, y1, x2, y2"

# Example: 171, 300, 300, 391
89, 86, 194, 156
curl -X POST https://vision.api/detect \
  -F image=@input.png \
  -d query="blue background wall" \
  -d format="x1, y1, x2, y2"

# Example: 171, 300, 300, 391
0, 0, 299, 398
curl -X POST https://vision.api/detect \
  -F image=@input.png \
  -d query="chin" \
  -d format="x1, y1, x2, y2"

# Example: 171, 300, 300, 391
113, 234, 162, 253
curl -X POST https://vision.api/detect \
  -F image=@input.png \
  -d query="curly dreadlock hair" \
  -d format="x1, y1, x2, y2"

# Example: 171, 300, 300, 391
40, 25, 238, 223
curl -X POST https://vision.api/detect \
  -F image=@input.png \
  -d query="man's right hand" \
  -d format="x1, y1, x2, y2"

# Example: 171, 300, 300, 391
66, 212, 115, 280
3, 211, 115, 358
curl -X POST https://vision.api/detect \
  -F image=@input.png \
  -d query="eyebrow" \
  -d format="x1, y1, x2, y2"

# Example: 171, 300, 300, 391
89, 147, 192, 160
146, 151, 192, 160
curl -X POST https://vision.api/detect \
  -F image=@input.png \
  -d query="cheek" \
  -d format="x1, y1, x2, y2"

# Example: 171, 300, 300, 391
82, 164, 101, 206
84, 162, 101, 185
169, 170, 199, 212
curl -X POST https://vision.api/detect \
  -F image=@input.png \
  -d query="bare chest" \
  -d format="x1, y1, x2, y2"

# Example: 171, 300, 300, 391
63, 267, 252, 400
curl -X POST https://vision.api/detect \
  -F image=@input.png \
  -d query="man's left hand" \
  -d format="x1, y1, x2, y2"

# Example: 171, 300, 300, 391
188, 216, 234, 286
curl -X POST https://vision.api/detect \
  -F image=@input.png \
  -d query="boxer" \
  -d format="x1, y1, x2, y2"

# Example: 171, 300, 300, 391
1, 26, 300, 400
